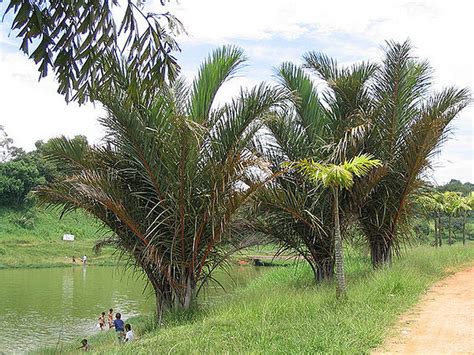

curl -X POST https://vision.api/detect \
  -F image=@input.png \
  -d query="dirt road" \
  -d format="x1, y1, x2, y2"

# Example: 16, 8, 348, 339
374, 266, 474, 354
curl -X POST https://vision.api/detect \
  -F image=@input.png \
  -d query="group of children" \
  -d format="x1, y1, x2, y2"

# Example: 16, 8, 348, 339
99, 309, 134, 341
78, 309, 134, 351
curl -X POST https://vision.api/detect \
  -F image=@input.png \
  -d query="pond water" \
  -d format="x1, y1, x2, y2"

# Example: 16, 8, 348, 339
0, 265, 262, 353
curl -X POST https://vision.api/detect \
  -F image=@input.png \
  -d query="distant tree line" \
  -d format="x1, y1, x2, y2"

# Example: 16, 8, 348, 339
417, 190, 473, 246
435, 179, 474, 196
0, 126, 88, 207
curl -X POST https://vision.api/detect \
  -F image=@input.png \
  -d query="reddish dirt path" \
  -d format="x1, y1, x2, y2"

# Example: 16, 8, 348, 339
374, 266, 474, 354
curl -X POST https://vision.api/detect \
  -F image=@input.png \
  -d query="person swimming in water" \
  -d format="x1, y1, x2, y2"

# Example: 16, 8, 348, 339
108, 308, 114, 329
98, 312, 106, 330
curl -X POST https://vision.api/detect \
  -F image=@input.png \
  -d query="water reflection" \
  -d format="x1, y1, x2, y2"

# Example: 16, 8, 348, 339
0, 265, 262, 353
0, 266, 154, 353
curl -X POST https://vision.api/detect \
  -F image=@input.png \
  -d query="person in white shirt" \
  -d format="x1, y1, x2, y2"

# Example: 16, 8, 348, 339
82, 255, 87, 264
124, 324, 134, 342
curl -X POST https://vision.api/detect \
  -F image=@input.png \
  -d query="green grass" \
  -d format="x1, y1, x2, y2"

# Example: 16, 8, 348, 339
0, 207, 115, 268
237, 244, 282, 256
36, 244, 474, 354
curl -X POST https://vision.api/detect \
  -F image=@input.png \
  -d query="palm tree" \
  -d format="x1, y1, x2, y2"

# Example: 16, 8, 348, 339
417, 192, 444, 247
267, 41, 469, 269
251, 62, 334, 282
464, 193, 474, 245
252, 60, 378, 283
443, 191, 464, 245
450, 193, 471, 246
357, 41, 471, 266
291, 154, 381, 298
252, 173, 335, 282
36, 46, 286, 320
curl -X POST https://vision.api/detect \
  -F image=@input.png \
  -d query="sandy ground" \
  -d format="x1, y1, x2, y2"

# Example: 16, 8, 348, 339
374, 266, 474, 354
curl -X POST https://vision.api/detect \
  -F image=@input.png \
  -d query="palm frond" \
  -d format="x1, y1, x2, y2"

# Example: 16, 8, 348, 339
190, 45, 246, 124
303, 52, 340, 81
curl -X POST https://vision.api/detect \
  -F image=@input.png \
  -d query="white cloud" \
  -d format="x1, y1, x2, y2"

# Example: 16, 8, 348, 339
164, 0, 474, 184
166, 0, 473, 88
0, 0, 472, 184
0, 50, 104, 150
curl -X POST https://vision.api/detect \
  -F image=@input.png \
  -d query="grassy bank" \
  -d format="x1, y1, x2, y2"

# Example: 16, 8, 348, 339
0, 207, 115, 268
37, 244, 474, 354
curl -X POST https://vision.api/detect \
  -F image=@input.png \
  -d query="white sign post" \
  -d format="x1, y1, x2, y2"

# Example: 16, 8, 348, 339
62, 234, 75, 241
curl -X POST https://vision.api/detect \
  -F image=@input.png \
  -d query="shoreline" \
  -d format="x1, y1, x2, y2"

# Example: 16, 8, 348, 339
0, 259, 117, 269
35, 245, 474, 354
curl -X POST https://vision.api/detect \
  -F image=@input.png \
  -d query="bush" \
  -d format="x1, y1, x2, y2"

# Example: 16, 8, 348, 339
9, 210, 37, 229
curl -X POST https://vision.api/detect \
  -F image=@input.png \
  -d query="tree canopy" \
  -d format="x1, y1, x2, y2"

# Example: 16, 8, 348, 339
436, 179, 474, 196
35, 46, 286, 317
0, 128, 88, 207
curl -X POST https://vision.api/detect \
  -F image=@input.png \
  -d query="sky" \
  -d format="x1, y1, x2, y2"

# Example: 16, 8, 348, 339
0, 0, 473, 184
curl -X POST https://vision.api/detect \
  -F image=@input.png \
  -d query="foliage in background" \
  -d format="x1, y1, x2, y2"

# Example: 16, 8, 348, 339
436, 179, 474, 195
0, 128, 87, 207
417, 191, 473, 246
0, 125, 24, 162
0, 158, 45, 207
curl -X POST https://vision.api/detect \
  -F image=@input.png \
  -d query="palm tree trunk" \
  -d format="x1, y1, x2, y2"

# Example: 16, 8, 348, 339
151, 280, 172, 325
144, 267, 170, 324
462, 213, 466, 246
448, 215, 452, 245
183, 273, 194, 310
306, 251, 334, 283
315, 257, 334, 282
332, 188, 346, 299
156, 289, 166, 325
438, 215, 443, 247
434, 216, 438, 248
370, 237, 392, 268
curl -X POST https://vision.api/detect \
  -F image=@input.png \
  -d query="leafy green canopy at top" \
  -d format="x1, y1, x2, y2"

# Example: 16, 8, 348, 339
3, 0, 183, 104
287, 154, 382, 190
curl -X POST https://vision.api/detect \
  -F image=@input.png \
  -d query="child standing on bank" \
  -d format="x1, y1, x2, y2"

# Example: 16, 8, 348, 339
124, 324, 134, 342
113, 313, 125, 341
